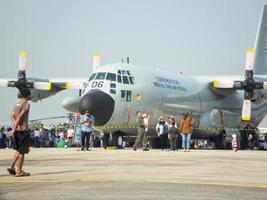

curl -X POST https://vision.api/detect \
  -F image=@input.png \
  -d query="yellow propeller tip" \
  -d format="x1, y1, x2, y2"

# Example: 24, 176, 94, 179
213, 80, 217, 87
48, 82, 52, 90
19, 52, 28, 56
247, 49, 255, 53
93, 52, 101, 57
65, 82, 70, 89
242, 115, 250, 121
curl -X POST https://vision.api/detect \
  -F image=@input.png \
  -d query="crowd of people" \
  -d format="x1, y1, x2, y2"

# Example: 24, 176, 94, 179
133, 111, 193, 152
1, 111, 194, 152
2, 110, 266, 153
0, 124, 75, 149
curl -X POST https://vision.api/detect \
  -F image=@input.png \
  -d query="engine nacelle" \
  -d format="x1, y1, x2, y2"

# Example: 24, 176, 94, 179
30, 89, 58, 102
62, 96, 80, 113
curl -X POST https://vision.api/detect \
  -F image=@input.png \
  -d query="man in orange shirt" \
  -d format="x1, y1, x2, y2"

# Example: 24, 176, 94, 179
180, 112, 192, 152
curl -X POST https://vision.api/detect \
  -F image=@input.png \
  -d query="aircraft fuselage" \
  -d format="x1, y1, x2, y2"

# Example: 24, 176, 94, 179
73, 63, 267, 138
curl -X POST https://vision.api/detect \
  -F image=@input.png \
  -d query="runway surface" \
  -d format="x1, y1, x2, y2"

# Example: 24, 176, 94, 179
0, 148, 267, 199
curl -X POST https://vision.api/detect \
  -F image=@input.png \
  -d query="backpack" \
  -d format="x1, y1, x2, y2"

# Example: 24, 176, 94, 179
163, 124, 168, 135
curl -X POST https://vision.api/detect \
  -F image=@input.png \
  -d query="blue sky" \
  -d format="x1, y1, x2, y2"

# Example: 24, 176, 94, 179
1, 0, 267, 125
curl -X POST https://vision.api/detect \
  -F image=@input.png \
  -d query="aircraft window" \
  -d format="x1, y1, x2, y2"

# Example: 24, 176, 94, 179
129, 76, 134, 84
126, 91, 132, 102
117, 75, 122, 83
110, 89, 116, 94
118, 70, 121, 74
127, 71, 131, 75
121, 90, 125, 98
106, 73, 116, 82
122, 70, 127, 75
110, 83, 116, 88
95, 72, 106, 80
89, 73, 96, 81
123, 76, 129, 84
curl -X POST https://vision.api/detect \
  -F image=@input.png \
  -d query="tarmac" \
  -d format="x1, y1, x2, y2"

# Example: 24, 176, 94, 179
0, 148, 267, 200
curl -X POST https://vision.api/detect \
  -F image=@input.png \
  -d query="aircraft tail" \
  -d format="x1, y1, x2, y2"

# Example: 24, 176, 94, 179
254, 5, 267, 75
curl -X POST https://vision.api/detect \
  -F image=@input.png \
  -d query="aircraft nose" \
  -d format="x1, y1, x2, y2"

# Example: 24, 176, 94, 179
79, 90, 115, 126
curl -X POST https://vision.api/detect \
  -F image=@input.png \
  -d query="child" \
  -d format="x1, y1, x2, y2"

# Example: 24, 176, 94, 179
142, 113, 150, 132
232, 134, 238, 152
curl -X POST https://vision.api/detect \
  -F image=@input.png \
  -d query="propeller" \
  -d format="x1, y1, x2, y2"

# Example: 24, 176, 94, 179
0, 52, 51, 91
92, 52, 100, 72
213, 49, 267, 121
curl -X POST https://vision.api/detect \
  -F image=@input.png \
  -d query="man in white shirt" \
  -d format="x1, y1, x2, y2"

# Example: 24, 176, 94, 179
33, 128, 40, 147
67, 126, 74, 147
156, 116, 169, 150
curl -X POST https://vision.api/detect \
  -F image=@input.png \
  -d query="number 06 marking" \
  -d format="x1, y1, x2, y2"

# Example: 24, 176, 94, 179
91, 81, 104, 88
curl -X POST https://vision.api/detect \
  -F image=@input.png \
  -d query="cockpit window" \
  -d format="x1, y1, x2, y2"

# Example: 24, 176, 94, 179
92, 70, 133, 84
117, 75, 122, 83
106, 73, 116, 82
129, 76, 134, 84
89, 73, 96, 81
95, 72, 106, 80
122, 76, 129, 84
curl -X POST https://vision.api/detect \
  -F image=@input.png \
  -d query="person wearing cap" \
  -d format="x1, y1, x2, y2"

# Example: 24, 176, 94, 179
7, 88, 31, 177
180, 112, 192, 152
80, 111, 95, 151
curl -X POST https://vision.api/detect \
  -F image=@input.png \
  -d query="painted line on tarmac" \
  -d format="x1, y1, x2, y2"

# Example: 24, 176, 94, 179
0, 179, 266, 189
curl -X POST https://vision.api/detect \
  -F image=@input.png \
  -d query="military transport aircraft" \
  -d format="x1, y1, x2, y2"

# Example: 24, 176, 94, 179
1, 5, 267, 149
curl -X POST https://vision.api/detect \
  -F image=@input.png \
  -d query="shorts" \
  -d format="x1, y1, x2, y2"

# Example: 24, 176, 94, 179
13, 131, 30, 154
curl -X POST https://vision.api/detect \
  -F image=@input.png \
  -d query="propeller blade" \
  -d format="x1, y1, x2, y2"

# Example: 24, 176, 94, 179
19, 52, 27, 71
242, 99, 251, 121
92, 52, 100, 72
65, 82, 84, 89
213, 80, 234, 88
0, 79, 9, 87
245, 49, 255, 71
33, 82, 52, 90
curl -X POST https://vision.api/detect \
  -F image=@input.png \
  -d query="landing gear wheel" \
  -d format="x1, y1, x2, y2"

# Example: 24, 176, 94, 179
112, 134, 125, 148
214, 131, 226, 149
240, 131, 249, 150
